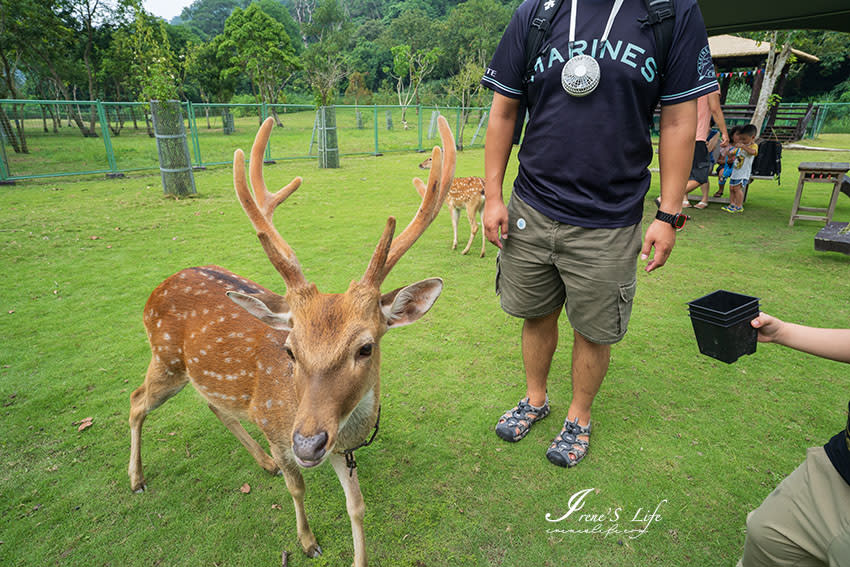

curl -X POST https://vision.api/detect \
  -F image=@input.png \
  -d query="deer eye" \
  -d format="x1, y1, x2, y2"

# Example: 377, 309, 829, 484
284, 346, 296, 362
357, 343, 374, 358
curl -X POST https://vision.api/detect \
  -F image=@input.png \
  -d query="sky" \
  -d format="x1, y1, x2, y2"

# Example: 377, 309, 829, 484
143, 0, 195, 22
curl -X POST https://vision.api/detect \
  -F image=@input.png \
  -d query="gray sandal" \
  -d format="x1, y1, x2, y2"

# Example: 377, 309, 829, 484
495, 397, 550, 442
546, 417, 591, 467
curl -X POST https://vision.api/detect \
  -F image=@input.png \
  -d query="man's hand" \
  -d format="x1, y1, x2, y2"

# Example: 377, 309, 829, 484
640, 220, 676, 272
483, 198, 509, 249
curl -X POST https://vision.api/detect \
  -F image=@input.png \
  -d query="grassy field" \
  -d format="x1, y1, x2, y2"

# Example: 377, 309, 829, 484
2, 106, 487, 179
1, 132, 849, 566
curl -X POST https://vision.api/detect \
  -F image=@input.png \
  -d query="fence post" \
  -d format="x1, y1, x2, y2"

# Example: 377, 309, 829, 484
456, 106, 462, 150
373, 105, 381, 156
96, 100, 124, 178
417, 104, 423, 152
0, 130, 13, 184
262, 102, 273, 162
470, 111, 488, 146
186, 101, 205, 169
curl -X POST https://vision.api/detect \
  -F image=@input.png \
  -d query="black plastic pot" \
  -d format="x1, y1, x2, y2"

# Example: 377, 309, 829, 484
687, 290, 760, 364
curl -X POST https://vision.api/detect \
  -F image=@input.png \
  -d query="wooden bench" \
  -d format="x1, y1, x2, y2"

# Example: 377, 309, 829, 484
789, 162, 850, 226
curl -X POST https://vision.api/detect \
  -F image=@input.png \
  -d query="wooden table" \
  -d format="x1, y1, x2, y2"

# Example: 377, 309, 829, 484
788, 162, 850, 226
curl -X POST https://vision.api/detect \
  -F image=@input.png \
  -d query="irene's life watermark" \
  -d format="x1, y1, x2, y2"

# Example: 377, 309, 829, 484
545, 488, 667, 540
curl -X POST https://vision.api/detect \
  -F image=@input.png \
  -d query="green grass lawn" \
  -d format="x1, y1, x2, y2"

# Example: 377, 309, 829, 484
1, 133, 849, 566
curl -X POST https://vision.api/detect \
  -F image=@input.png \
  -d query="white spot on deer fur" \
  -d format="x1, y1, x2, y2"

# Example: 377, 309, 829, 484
225, 374, 237, 381
156, 320, 162, 328
261, 418, 269, 426
224, 357, 232, 363
228, 332, 237, 338
201, 326, 208, 334
170, 358, 180, 365
203, 308, 210, 315
266, 399, 273, 409
184, 286, 192, 293
245, 337, 255, 343
192, 357, 199, 363
230, 313, 239, 319
191, 310, 197, 318
190, 333, 196, 339
163, 332, 171, 341
244, 347, 253, 353
177, 347, 182, 354
216, 337, 224, 343
266, 367, 272, 375
200, 349, 207, 356
218, 317, 225, 323
240, 369, 247, 376
257, 361, 264, 370
155, 355, 162, 363
179, 273, 186, 279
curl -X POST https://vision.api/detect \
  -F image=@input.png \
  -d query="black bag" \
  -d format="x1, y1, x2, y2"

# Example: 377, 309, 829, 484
751, 140, 782, 181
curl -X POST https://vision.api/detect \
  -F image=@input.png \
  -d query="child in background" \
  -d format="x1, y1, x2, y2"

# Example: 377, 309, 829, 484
713, 125, 739, 198
721, 124, 759, 214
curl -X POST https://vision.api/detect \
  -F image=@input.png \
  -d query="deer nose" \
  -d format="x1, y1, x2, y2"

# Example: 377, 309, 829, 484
292, 430, 328, 465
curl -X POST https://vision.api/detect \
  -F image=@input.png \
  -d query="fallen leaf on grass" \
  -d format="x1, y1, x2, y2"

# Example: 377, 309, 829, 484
89, 236, 101, 240
240, 483, 251, 494
77, 417, 94, 432
271, 504, 282, 510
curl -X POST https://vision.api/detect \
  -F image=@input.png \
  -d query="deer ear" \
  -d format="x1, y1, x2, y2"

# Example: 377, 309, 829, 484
381, 278, 443, 328
227, 291, 293, 331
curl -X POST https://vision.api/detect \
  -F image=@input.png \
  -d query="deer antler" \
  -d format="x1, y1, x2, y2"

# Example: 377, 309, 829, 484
233, 117, 308, 291
363, 116, 455, 287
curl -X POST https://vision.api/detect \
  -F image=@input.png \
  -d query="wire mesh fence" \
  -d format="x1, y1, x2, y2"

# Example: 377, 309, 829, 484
0, 99, 490, 183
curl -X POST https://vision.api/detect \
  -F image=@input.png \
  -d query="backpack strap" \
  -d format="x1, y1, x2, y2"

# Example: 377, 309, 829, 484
640, 0, 675, 80
512, 0, 566, 144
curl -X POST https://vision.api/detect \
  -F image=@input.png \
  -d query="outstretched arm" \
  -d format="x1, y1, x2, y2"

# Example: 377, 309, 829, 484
751, 312, 850, 363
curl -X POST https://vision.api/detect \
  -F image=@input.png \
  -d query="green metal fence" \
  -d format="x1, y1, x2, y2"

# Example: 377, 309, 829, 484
0, 99, 489, 183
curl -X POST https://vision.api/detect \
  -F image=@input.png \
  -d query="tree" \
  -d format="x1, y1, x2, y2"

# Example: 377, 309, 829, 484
439, 0, 512, 75
0, 0, 31, 152
751, 32, 796, 132
301, 0, 351, 106
387, 43, 439, 129
446, 56, 485, 148
219, 4, 299, 123
132, 9, 180, 103
64, 0, 122, 135
178, 0, 243, 39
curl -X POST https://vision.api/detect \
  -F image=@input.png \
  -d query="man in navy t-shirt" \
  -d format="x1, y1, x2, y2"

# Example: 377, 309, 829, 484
482, 0, 717, 467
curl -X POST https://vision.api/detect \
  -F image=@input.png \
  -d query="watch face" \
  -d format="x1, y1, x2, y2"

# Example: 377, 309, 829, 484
673, 214, 687, 229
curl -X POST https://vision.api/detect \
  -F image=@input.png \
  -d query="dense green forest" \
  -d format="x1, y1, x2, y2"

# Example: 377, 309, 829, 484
2, 0, 849, 117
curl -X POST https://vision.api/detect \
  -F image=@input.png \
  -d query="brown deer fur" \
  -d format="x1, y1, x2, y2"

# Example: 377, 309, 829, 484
129, 117, 456, 567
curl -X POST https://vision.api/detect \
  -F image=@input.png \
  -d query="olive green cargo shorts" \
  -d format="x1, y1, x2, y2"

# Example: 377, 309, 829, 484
496, 194, 642, 345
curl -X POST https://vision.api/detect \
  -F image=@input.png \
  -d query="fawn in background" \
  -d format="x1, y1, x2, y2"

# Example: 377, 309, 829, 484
418, 156, 486, 257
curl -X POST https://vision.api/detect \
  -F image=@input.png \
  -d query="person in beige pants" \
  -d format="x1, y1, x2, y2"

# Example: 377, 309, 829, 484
738, 313, 850, 567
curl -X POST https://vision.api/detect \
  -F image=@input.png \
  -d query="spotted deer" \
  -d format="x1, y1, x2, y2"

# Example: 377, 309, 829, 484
418, 156, 485, 257
128, 117, 456, 567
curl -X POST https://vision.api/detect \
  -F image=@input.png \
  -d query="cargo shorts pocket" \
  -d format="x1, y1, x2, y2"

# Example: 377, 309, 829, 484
617, 280, 637, 336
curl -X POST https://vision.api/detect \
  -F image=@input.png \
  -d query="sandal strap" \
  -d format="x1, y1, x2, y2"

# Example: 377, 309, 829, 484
500, 398, 548, 426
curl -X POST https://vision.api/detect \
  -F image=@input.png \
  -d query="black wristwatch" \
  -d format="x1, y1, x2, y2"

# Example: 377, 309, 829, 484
655, 210, 690, 230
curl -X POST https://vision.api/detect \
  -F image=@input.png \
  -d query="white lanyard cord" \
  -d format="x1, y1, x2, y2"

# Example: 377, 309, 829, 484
569, 0, 626, 45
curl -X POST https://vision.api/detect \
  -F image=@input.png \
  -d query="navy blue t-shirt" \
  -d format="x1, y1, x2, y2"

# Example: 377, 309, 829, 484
482, 0, 718, 228
824, 400, 850, 486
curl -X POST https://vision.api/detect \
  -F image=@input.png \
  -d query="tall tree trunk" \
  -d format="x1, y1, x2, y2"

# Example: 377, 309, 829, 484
752, 32, 793, 133
0, 106, 21, 153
